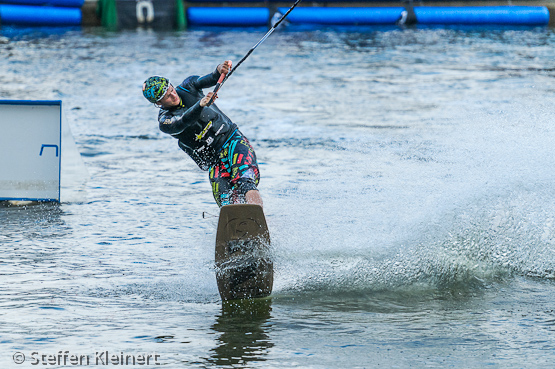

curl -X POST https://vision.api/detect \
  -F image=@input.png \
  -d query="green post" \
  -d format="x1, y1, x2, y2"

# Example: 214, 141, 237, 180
176, 0, 186, 30
97, 0, 118, 30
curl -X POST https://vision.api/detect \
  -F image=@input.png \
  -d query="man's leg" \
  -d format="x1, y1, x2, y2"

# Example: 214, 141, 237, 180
246, 189, 263, 207
228, 134, 262, 206
209, 162, 232, 207
212, 130, 262, 208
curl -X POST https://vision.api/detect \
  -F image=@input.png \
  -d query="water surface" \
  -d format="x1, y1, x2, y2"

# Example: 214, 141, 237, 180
1, 24, 555, 368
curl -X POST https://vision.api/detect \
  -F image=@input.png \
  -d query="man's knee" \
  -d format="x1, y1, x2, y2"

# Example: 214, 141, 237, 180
245, 189, 263, 207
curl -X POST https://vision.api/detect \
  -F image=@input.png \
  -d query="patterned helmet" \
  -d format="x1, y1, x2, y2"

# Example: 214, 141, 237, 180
142, 76, 170, 103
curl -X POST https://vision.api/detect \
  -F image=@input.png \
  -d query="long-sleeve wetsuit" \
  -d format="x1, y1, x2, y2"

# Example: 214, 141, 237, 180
158, 69, 237, 171
156, 68, 260, 207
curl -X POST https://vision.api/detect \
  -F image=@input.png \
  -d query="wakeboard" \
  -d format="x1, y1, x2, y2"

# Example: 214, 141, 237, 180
215, 204, 273, 301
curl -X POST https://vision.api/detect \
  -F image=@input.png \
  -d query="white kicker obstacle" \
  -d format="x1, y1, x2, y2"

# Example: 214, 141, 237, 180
0, 100, 62, 202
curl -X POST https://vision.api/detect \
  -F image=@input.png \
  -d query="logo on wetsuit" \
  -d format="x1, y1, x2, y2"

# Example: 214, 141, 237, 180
195, 121, 213, 142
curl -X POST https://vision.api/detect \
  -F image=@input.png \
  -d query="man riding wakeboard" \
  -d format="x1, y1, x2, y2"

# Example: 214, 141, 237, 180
142, 60, 263, 208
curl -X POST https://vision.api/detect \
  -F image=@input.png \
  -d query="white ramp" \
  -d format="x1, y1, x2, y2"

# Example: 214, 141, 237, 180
0, 100, 62, 202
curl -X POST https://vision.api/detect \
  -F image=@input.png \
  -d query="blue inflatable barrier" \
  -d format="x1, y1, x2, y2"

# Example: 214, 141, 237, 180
414, 6, 549, 25
0, 0, 84, 8
0, 4, 81, 26
187, 7, 269, 26
278, 7, 405, 25
186, 6, 550, 28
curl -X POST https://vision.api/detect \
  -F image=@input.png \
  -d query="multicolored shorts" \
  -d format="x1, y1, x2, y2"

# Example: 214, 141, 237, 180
209, 130, 260, 207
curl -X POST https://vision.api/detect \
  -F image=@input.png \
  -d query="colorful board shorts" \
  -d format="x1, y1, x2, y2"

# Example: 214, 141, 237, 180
209, 130, 260, 207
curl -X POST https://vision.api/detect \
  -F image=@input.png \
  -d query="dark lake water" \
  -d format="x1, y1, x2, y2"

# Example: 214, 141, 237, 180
1, 24, 555, 368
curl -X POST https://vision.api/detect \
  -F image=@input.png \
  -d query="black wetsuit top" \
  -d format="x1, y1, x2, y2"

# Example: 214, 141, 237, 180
158, 69, 237, 171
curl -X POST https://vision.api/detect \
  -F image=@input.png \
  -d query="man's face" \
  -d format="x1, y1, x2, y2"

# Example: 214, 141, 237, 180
158, 85, 180, 107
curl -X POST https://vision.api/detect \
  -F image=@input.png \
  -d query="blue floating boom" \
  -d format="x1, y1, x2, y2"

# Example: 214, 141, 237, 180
186, 6, 550, 27
278, 7, 405, 25
0, 0, 84, 8
414, 6, 549, 25
187, 7, 269, 26
0, 4, 82, 26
